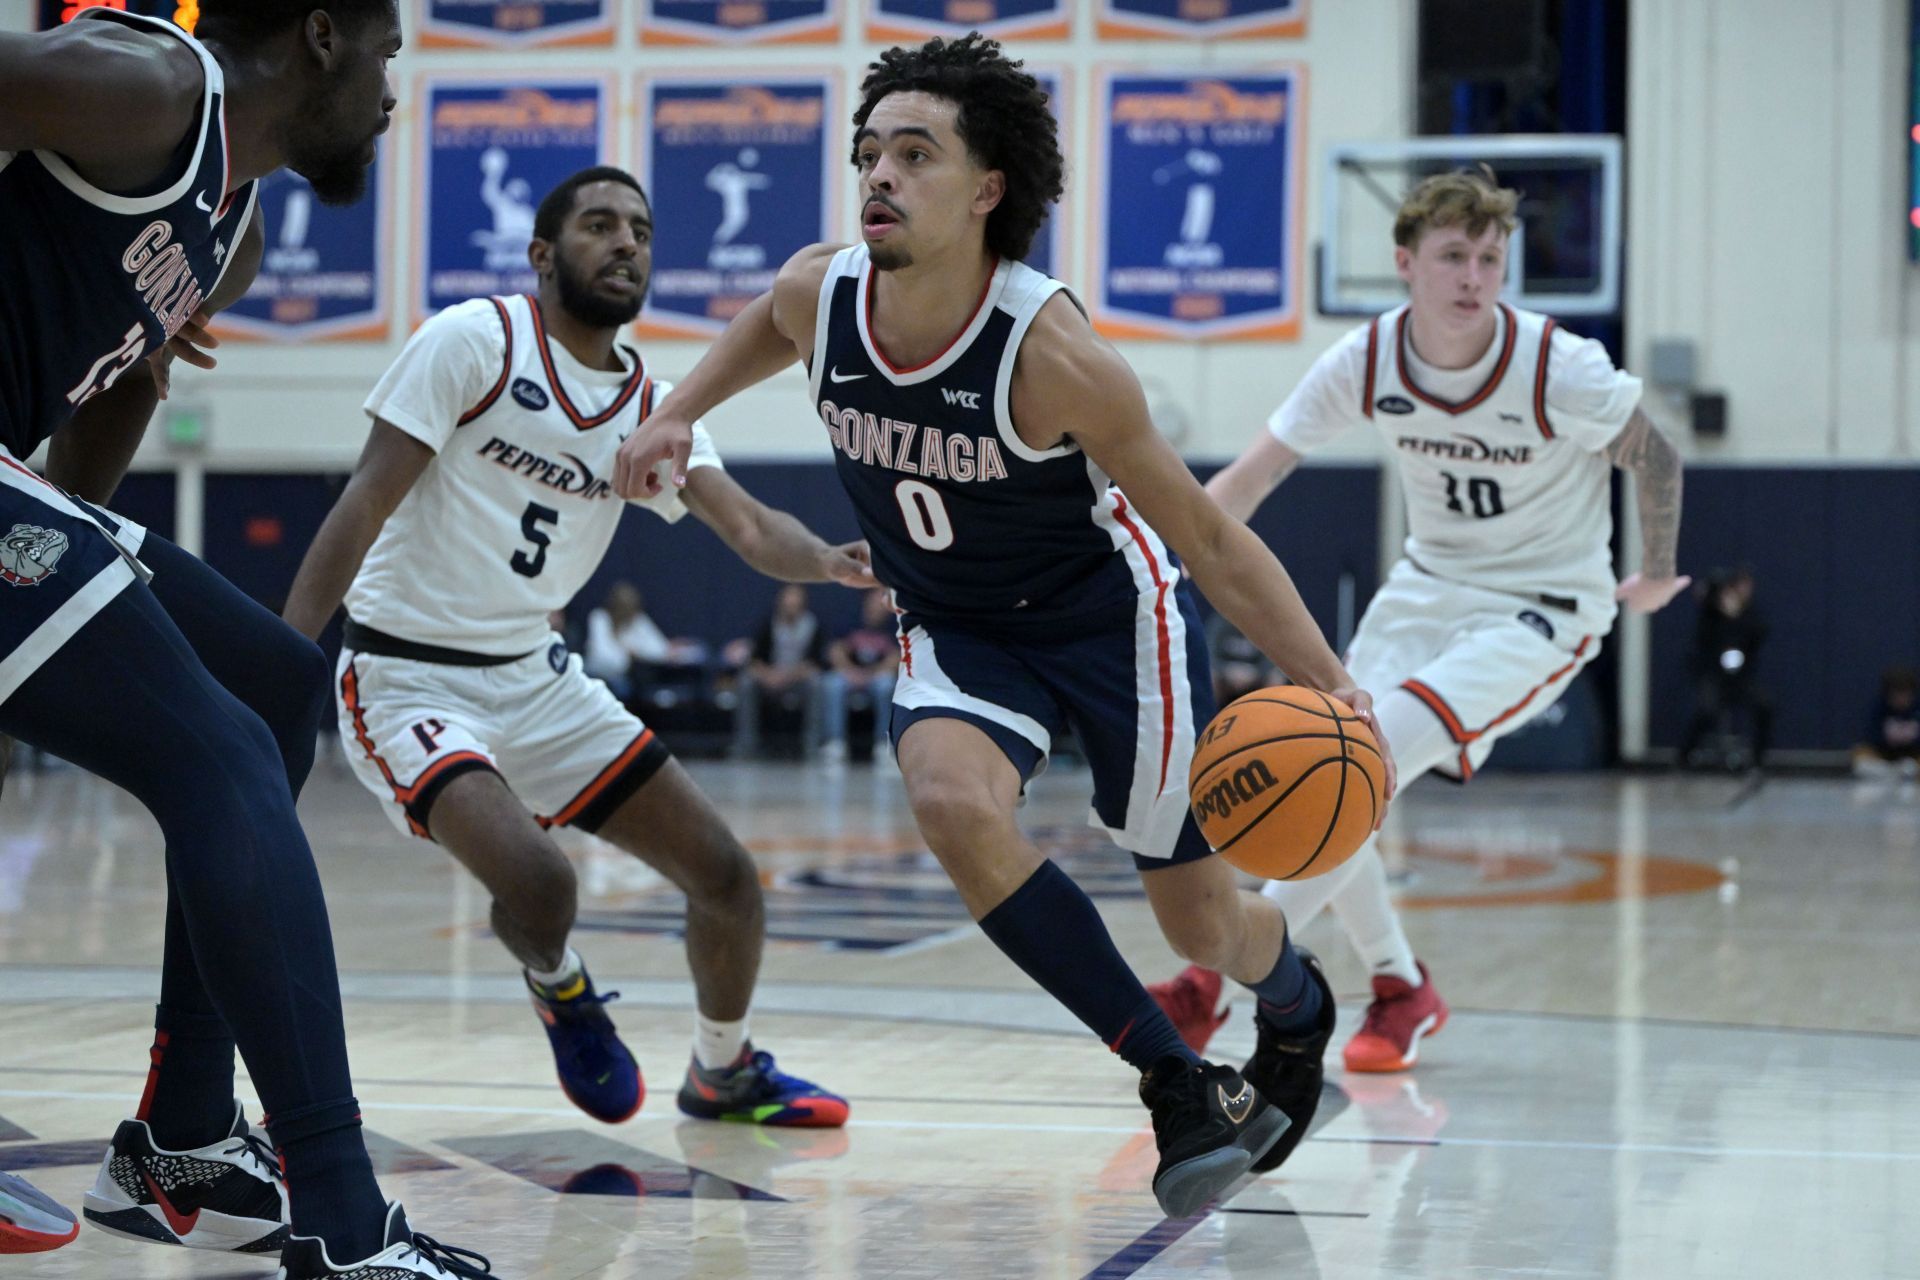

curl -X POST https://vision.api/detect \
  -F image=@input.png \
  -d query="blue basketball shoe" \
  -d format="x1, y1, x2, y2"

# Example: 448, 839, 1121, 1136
527, 966, 644, 1124
676, 1047, 849, 1128
0, 1171, 78, 1254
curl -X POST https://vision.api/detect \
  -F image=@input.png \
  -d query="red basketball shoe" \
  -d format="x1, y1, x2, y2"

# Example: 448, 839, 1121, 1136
1342, 962, 1448, 1074
1147, 965, 1230, 1055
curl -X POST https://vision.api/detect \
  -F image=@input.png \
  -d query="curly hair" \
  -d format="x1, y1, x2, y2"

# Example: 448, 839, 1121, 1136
852, 34, 1063, 263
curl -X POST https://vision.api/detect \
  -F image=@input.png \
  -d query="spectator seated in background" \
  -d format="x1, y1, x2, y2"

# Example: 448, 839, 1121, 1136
821, 588, 901, 763
1206, 609, 1280, 707
1854, 666, 1920, 779
584, 582, 706, 704
1678, 566, 1772, 771
733, 584, 827, 759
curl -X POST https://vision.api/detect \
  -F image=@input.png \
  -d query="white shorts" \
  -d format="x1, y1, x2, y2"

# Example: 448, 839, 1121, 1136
1348, 560, 1604, 781
334, 634, 668, 839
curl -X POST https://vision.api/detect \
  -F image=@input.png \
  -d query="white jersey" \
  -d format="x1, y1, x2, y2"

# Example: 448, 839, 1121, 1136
347, 294, 721, 656
1271, 303, 1642, 634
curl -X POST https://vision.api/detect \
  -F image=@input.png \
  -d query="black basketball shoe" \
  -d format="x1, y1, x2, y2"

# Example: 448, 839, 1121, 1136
1243, 947, 1337, 1174
82, 1102, 287, 1253
1139, 1056, 1288, 1218
274, 1202, 493, 1278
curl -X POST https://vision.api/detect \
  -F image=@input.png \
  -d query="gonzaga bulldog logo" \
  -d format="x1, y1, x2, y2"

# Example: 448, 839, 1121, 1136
0, 523, 69, 586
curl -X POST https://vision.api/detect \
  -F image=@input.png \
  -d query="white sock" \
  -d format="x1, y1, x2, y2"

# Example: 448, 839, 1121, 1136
1259, 833, 1371, 928
1329, 850, 1421, 986
695, 1013, 750, 1071
526, 947, 584, 991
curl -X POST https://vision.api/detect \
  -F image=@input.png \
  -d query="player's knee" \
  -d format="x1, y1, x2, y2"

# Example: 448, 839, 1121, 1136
1158, 911, 1239, 971
907, 778, 1007, 857
690, 837, 761, 915
504, 842, 579, 930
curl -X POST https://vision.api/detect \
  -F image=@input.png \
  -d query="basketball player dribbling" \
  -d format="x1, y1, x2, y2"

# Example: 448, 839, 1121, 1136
0, 3, 491, 1275
283, 165, 854, 1134
615, 34, 1399, 1217
1149, 167, 1688, 1075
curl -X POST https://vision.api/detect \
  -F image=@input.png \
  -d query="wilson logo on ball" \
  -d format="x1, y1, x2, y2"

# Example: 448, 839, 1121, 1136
1193, 760, 1278, 822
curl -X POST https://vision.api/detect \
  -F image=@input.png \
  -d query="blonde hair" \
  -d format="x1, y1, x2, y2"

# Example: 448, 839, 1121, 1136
1393, 165, 1520, 249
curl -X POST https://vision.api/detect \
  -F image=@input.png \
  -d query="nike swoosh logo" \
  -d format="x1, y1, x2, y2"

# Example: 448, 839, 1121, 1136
139, 1168, 200, 1238
194, 191, 212, 213
829, 368, 866, 384
1218, 1081, 1257, 1126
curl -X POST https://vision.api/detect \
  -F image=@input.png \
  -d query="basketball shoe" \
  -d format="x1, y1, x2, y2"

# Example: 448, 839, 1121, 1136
0, 1171, 79, 1254
1139, 1056, 1287, 1218
1342, 962, 1448, 1073
1242, 948, 1337, 1174
275, 1202, 491, 1278
676, 1047, 850, 1128
83, 1102, 287, 1253
527, 966, 644, 1124
1147, 964, 1230, 1054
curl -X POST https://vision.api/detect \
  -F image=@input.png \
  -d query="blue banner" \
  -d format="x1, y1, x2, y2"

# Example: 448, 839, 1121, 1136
865, 0, 1067, 41
1093, 71, 1302, 341
640, 0, 838, 45
638, 77, 834, 337
1098, 0, 1304, 40
420, 0, 616, 47
420, 79, 610, 318
218, 156, 390, 342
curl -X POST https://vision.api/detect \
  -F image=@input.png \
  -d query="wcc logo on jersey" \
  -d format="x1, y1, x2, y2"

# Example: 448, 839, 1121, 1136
0, 524, 69, 587
637, 76, 834, 338
1092, 71, 1303, 341
419, 77, 611, 318
218, 162, 390, 343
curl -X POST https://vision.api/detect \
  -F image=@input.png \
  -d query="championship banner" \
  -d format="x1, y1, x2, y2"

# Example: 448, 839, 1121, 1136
865, 0, 1067, 43
1092, 69, 1303, 341
215, 149, 393, 343
636, 75, 835, 338
1023, 68, 1067, 283
1097, 0, 1304, 40
639, 0, 838, 46
418, 77, 612, 319
418, 0, 617, 48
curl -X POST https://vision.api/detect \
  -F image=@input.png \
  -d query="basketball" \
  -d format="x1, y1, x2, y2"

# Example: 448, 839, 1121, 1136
1188, 687, 1387, 881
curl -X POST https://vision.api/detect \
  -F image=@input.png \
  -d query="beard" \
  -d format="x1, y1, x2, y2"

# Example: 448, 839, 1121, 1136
867, 239, 913, 271
285, 107, 375, 207
556, 253, 646, 328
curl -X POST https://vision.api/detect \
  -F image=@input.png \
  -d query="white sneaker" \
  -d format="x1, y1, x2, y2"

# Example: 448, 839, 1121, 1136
83, 1102, 287, 1253
274, 1203, 493, 1278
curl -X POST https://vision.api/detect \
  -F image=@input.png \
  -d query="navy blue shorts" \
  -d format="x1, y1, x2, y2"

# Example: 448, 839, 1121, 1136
891, 584, 1218, 867
0, 455, 147, 706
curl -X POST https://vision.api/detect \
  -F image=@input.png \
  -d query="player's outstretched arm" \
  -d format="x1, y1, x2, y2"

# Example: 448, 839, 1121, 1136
1014, 301, 1395, 807
44, 210, 266, 505
1205, 431, 1304, 525
614, 243, 841, 498
282, 423, 434, 640
680, 468, 876, 588
1607, 407, 1690, 613
0, 25, 197, 191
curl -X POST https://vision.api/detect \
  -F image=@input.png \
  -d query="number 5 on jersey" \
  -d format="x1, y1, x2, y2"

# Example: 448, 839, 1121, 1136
511, 502, 559, 578
894, 479, 953, 551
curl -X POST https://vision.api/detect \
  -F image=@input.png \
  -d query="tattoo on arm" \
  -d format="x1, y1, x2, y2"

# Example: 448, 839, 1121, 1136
1606, 408, 1683, 578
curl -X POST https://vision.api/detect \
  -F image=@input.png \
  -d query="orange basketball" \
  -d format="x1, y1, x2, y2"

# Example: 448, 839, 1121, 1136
1188, 687, 1386, 881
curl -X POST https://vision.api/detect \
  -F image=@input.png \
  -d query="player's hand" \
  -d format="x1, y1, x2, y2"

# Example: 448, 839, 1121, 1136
615, 413, 694, 499
145, 310, 221, 401
1332, 685, 1396, 828
1615, 572, 1691, 614
821, 540, 879, 589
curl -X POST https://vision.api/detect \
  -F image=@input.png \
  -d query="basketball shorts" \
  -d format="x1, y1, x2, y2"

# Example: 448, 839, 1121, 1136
891, 585, 1216, 867
335, 633, 669, 840
1349, 560, 1604, 782
0, 451, 149, 705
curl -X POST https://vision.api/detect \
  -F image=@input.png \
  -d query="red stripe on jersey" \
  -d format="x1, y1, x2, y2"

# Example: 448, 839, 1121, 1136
1361, 318, 1380, 419
1533, 318, 1559, 440
527, 297, 648, 431
539, 729, 656, 828
1395, 303, 1519, 415
1108, 492, 1176, 796
457, 298, 515, 426
1402, 635, 1596, 747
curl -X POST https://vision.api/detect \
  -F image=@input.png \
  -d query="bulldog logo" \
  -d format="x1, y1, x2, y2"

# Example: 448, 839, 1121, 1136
0, 523, 69, 586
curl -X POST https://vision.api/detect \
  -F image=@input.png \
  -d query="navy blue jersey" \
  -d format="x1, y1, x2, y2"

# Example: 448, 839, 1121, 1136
809, 246, 1174, 634
0, 8, 258, 459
